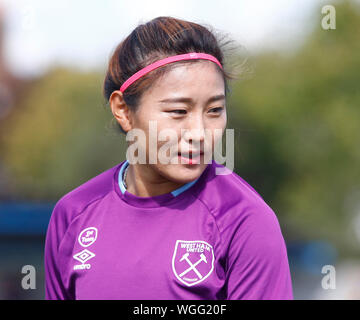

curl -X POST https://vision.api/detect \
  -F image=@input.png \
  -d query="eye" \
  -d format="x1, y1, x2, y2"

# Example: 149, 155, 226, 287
168, 109, 187, 115
209, 106, 224, 113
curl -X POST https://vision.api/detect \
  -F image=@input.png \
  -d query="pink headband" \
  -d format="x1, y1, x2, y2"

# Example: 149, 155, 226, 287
119, 52, 223, 93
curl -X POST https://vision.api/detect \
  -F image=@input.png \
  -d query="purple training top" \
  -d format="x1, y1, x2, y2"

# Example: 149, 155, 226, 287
44, 159, 293, 300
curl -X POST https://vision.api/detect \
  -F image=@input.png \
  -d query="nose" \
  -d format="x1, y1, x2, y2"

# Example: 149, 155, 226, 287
184, 127, 205, 142
178, 111, 209, 156
182, 118, 205, 146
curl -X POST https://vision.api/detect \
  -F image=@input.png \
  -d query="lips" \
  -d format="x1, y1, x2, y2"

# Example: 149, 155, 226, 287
178, 151, 204, 159
177, 150, 204, 165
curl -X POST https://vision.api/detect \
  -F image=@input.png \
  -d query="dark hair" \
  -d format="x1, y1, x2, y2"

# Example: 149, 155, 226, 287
103, 16, 240, 134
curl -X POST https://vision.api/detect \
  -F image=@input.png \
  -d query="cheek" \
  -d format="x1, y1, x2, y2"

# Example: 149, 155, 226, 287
156, 128, 182, 159
206, 118, 226, 144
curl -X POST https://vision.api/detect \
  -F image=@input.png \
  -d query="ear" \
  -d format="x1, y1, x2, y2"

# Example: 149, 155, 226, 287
109, 90, 133, 133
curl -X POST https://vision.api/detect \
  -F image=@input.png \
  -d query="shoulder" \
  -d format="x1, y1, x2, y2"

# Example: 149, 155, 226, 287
194, 161, 289, 280
194, 160, 284, 245
48, 161, 123, 233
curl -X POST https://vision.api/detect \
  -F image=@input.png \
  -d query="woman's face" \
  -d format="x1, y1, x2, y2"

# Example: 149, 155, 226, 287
128, 60, 227, 184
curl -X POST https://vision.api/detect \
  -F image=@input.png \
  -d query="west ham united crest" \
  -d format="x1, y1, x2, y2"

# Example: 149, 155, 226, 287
172, 240, 215, 287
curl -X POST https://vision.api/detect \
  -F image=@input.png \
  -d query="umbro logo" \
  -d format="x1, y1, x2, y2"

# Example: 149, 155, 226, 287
73, 249, 95, 264
73, 249, 95, 270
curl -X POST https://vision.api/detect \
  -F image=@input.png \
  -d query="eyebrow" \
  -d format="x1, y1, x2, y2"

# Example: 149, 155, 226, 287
158, 94, 225, 105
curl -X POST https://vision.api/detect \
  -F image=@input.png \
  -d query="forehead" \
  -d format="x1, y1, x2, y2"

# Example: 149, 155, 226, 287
143, 61, 225, 101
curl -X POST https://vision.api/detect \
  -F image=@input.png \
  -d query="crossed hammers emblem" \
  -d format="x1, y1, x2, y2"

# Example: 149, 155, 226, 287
179, 252, 208, 279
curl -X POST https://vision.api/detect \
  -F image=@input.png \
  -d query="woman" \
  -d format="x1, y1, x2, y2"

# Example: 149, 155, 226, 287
44, 16, 293, 300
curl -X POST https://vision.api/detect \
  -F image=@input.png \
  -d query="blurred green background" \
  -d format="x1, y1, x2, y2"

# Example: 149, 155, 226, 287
0, 0, 359, 299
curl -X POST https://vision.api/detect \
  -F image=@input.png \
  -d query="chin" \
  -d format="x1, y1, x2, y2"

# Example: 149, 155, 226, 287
166, 163, 207, 183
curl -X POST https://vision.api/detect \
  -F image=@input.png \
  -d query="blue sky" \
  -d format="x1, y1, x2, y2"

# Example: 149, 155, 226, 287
1, 0, 329, 77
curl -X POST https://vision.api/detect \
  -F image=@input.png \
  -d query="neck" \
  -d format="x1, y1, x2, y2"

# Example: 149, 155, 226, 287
125, 163, 185, 197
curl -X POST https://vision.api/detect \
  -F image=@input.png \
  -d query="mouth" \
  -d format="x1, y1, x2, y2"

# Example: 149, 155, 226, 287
177, 151, 204, 164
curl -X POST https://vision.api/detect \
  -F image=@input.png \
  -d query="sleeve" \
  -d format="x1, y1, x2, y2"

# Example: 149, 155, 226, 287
224, 205, 293, 300
44, 200, 73, 300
